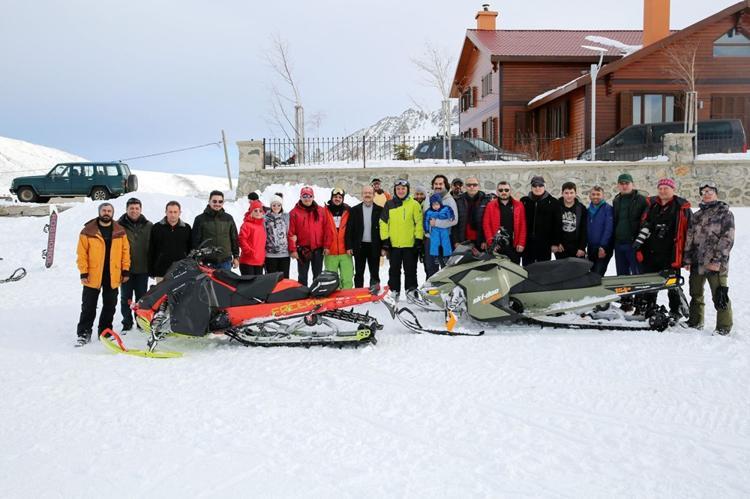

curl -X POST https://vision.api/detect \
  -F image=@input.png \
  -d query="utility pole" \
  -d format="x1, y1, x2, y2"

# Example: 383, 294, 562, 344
221, 129, 232, 191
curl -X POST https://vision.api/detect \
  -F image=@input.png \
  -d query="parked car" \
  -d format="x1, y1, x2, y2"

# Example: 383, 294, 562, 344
10, 162, 138, 203
414, 137, 529, 162
578, 119, 747, 161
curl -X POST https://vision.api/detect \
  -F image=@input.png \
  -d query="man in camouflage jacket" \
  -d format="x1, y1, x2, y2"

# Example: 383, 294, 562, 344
683, 182, 734, 335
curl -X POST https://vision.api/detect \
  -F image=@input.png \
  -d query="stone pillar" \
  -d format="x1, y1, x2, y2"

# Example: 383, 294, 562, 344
236, 140, 264, 198
663, 133, 695, 165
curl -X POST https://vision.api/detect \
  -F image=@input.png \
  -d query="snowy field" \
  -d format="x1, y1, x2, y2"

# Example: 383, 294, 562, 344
1, 184, 749, 498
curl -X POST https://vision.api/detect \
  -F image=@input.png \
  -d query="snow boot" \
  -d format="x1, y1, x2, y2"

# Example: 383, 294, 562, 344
713, 328, 731, 336
75, 333, 91, 347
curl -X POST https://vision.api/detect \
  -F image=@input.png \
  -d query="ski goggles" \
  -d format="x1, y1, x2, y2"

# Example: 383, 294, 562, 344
394, 179, 410, 187
699, 181, 718, 195
331, 187, 345, 196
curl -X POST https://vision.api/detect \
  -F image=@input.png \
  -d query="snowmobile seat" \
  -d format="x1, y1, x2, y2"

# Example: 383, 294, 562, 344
266, 280, 311, 303
510, 258, 601, 294
212, 270, 283, 304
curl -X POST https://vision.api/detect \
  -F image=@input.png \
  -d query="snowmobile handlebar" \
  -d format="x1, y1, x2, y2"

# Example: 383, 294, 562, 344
188, 246, 225, 261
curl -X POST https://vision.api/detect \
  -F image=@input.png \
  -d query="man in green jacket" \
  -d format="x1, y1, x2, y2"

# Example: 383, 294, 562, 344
192, 190, 239, 270
379, 179, 423, 300
612, 173, 648, 312
117, 197, 152, 331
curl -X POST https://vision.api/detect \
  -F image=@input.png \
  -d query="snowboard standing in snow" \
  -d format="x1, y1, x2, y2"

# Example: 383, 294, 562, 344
42, 206, 58, 268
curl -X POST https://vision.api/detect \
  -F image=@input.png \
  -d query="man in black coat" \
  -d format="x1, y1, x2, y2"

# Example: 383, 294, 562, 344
149, 201, 192, 282
191, 190, 239, 270
453, 175, 491, 250
117, 197, 152, 330
346, 185, 383, 288
521, 175, 561, 266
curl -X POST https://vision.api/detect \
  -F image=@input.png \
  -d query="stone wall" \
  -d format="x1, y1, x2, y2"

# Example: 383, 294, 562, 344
236, 142, 750, 206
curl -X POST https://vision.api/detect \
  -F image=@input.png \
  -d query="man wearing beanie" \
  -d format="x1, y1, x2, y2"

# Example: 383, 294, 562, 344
683, 182, 734, 335
289, 186, 329, 286
323, 187, 354, 289
632, 178, 691, 319
380, 179, 423, 300
75, 203, 131, 346
520, 175, 561, 265
612, 173, 648, 310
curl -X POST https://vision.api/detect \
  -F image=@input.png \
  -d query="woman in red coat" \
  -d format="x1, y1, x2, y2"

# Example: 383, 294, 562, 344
239, 200, 267, 275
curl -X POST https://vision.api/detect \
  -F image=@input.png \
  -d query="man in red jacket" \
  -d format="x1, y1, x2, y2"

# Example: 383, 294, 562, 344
482, 181, 527, 264
289, 186, 329, 286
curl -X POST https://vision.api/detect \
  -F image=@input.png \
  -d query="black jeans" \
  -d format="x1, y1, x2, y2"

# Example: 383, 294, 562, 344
388, 247, 418, 293
77, 285, 118, 337
240, 264, 264, 276
354, 242, 380, 288
265, 257, 291, 278
587, 246, 612, 276
297, 248, 324, 286
523, 238, 552, 266
499, 247, 521, 265
120, 273, 149, 327
641, 263, 683, 314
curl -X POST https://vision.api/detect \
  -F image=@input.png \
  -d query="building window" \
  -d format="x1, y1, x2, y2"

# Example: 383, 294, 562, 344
481, 72, 493, 97
544, 101, 568, 138
714, 28, 750, 57
632, 94, 675, 124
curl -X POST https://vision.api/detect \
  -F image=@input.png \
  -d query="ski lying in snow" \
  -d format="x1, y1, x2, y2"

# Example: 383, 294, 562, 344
390, 306, 485, 336
225, 327, 377, 347
0, 267, 26, 284
42, 206, 58, 269
99, 329, 182, 358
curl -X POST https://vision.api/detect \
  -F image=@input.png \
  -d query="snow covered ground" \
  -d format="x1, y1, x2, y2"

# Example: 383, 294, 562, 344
1, 184, 749, 498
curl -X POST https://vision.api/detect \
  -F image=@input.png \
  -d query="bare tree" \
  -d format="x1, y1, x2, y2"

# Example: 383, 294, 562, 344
412, 42, 456, 159
266, 33, 305, 162
664, 40, 700, 133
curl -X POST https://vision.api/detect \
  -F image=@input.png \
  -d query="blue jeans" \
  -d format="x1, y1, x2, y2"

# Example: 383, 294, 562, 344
120, 272, 149, 327
206, 260, 232, 271
614, 243, 640, 276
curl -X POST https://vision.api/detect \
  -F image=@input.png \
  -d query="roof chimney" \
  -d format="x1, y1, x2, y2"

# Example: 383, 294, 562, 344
475, 4, 498, 31
643, 0, 670, 46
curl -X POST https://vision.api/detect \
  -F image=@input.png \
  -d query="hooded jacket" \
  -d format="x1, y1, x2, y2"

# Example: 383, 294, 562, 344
683, 200, 734, 274
637, 195, 692, 269
521, 190, 561, 245
380, 191, 424, 248
117, 214, 152, 275
239, 202, 267, 266
288, 200, 328, 252
148, 218, 192, 277
191, 205, 239, 263
76, 218, 131, 289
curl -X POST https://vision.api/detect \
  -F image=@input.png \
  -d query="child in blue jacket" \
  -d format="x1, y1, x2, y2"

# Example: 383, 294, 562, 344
424, 193, 455, 266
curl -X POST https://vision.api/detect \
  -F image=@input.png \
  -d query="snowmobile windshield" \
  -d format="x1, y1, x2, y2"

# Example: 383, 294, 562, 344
446, 244, 479, 267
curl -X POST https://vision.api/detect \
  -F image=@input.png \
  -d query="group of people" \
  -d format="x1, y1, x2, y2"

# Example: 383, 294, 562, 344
75, 173, 735, 346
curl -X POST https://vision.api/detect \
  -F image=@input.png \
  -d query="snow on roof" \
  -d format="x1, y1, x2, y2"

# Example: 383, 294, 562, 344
528, 74, 587, 106
584, 35, 642, 57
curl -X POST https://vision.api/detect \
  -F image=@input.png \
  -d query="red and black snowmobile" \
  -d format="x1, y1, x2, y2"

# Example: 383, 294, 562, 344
101, 247, 386, 357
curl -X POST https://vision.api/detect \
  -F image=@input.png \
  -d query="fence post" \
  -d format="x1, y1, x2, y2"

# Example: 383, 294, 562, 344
363, 136, 366, 168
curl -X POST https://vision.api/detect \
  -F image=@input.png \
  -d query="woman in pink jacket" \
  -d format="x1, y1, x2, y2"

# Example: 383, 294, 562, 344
239, 200, 267, 275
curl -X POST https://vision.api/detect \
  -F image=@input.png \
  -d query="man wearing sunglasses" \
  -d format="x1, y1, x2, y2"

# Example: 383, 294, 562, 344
520, 175, 561, 266
191, 190, 239, 271
454, 176, 491, 251
289, 187, 329, 286
683, 182, 734, 335
482, 181, 526, 263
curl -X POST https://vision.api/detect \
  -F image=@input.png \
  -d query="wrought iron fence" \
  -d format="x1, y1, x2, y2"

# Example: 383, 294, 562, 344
261, 131, 746, 168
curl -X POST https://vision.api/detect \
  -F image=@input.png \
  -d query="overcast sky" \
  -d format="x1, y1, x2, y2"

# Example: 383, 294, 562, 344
0, 0, 737, 175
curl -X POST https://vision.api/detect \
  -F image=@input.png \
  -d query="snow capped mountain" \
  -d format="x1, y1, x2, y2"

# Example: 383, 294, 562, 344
0, 136, 88, 194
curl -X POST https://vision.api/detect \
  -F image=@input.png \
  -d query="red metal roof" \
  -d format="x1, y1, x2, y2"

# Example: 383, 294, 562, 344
469, 29, 644, 58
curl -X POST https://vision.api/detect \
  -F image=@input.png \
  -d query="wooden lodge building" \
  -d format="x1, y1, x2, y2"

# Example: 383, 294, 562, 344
451, 0, 750, 159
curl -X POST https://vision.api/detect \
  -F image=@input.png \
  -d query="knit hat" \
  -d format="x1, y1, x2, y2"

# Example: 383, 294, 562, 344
300, 186, 314, 198
270, 195, 283, 206
657, 178, 676, 190
530, 175, 545, 186
429, 193, 443, 206
250, 200, 264, 212
413, 184, 427, 195
617, 173, 634, 183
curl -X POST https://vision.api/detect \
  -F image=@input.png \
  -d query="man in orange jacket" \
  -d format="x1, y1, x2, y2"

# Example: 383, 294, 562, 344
324, 188, 354, 289
75, 203, 131, 346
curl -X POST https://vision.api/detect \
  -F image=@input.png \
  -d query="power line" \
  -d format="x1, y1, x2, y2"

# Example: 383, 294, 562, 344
116, 141, 222, 162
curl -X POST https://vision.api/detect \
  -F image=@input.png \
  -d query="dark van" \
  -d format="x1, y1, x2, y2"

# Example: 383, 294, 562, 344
578, 119, 747, 161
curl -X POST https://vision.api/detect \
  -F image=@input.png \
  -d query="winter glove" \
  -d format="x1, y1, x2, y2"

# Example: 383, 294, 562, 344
414, 239, 424, 262
632, 226, 651, 250
714, 285, 730, 310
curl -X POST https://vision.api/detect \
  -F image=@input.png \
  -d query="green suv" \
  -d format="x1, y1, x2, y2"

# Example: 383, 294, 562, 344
10, 162, 138, 203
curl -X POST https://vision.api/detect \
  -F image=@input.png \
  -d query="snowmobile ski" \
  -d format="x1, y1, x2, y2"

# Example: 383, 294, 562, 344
0, 267, 26, 284
99, 329, 183, 359
388, 305, 485, 336
42, 206, 58, 269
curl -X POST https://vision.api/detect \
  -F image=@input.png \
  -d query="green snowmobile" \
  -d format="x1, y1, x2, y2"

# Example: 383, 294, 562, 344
383, 232, 688, 335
